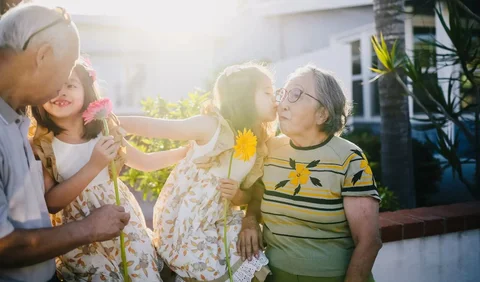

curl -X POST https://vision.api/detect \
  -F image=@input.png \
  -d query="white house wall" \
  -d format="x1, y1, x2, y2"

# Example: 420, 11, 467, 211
278, 6, 373, 58
72, 6, 375, 115
213, 6, 372, 75
272, 44, 352, 102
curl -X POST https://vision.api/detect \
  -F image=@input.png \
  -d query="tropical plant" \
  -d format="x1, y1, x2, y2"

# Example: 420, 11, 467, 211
120, 91, 211, 199
371, 0, 479, 199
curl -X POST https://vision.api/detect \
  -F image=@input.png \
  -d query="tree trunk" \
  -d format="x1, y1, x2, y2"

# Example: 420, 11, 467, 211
373, 0, 416, 208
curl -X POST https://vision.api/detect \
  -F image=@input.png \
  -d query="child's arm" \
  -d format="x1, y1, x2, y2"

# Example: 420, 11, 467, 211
44, 136, 118, 214
118, 115, 217, 145
125, 140, 189, 172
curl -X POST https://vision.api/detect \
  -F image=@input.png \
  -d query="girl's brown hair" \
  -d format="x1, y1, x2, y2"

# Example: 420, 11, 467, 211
211, 63, 276, 144
31, 62, 103, 140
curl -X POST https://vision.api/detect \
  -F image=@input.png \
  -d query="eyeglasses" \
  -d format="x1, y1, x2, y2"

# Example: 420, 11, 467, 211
275, 88, 322, 104
22, 7, 71, 51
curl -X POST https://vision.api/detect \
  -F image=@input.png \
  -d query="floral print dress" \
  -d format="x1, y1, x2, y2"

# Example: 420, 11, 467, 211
153, 112, 270, 282
33, 124, 162, 282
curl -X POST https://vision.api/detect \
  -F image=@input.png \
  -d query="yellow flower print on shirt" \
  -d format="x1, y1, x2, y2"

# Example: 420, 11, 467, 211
288, 163, 311, 186
360, 159, 373, 175
351, 149, 374, 185
275, 158, 322, 196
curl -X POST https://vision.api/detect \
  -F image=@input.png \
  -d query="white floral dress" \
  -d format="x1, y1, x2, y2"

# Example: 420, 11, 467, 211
33, 125, 162, 282
153, 112, 270, 282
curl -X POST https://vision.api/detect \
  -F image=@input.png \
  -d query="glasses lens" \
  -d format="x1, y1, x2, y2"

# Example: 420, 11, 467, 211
288, 88, 302, 102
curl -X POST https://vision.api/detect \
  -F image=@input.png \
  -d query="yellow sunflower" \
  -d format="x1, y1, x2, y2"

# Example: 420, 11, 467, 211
233, 129, 257, 161
360, 159, 372, 175
288, 163, 311, 186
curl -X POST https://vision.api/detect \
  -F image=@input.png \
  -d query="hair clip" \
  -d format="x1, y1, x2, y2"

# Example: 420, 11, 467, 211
225, 65, 242, 77
80, 56, 97, 82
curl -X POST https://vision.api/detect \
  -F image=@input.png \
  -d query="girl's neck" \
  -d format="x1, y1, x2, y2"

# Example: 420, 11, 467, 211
54, 115, 86, 144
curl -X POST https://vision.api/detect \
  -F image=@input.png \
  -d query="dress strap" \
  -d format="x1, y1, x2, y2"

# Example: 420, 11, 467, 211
31, 115, 126, 183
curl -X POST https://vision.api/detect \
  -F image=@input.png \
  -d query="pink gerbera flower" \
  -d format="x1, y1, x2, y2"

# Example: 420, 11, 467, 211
82, 98, 113, 125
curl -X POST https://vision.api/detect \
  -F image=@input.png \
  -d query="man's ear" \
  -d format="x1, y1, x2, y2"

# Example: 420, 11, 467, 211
35, 43, 53, 68
315, 107, 329, 125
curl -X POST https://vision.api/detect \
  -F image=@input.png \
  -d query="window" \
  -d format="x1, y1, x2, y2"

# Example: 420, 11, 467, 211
412, 72, 439, 114
351, 40, 363, 116
460, 33, 479, 113
352, 40, 361, 75
352, 80, 364, 116
413, 27, 436, 69
413, 26, 437, 114
371, 80, 380, 116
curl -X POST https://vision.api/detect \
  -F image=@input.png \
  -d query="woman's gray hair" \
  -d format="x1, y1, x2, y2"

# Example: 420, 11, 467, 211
0, 3, 79, 58
287, 64, 351, 136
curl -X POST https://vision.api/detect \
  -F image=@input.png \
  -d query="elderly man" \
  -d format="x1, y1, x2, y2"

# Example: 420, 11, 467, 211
0, 4, 130, 282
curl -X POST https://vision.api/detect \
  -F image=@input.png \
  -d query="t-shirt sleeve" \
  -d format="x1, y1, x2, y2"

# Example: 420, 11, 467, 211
342, 150, 380, 201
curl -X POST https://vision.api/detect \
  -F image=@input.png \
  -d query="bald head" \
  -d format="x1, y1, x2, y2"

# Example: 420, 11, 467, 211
0, 3, 80, 58
0, 3, 81, 108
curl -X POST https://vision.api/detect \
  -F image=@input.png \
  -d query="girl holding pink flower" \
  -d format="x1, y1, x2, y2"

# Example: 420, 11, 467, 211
30, 58, 187, 281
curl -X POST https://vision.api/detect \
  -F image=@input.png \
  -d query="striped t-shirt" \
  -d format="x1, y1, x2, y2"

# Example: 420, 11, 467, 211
261, 135, 380, 277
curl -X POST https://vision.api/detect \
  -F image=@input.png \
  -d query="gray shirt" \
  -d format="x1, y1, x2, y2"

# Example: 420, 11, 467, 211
0, 98, 55, 282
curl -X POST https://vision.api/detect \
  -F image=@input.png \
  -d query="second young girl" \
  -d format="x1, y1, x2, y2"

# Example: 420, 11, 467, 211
119, 63, 277, 281
31, 58, 188, 281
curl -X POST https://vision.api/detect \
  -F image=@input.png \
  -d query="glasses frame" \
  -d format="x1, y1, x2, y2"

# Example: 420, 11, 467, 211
275, 88, 322, 104
22, 7, 71, 51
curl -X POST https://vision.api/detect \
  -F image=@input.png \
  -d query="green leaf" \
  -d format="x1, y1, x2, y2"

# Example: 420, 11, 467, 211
351, 170, 363, 185
390, 40, 398, 65
120, 88, 211, 199
275, 180, 290, 190
306, 160, 320, 168
370, 68, 385, 74
289, 158, 296, 169
369, 74, 384, 83
310, 177, 322, 187
293, 185, 301, 196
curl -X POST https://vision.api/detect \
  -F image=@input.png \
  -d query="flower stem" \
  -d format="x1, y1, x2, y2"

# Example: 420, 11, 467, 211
102, 120, 129, 281
223, 151, 234, 282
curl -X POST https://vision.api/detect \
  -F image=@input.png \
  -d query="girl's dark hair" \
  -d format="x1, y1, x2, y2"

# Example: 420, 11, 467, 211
212, 63, 276, 144
31, 63, 103, 140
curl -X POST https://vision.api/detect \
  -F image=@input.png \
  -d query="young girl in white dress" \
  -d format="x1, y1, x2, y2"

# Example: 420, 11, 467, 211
119, 63, 278, 282
31, 59, 188, 281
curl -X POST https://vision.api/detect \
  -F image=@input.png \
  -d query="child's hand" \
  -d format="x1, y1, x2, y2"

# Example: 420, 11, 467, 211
89, 136, 119, 171
217, 178, 240, 200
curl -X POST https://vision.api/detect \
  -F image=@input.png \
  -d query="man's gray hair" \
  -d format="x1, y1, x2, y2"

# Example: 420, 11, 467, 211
0, 3, 79, 58
287, 64, 351, 136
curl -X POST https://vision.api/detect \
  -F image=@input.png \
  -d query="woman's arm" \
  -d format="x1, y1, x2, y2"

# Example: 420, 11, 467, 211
344, 197, 382, 282
236, 180, 265, 261
125, 140, 189, 172
44, 136, 118, 214
217, 179, 253, 206
118, 115, 217, 144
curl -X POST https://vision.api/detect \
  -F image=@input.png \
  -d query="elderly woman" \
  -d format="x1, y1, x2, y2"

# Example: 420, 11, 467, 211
234, 65, 382, 282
